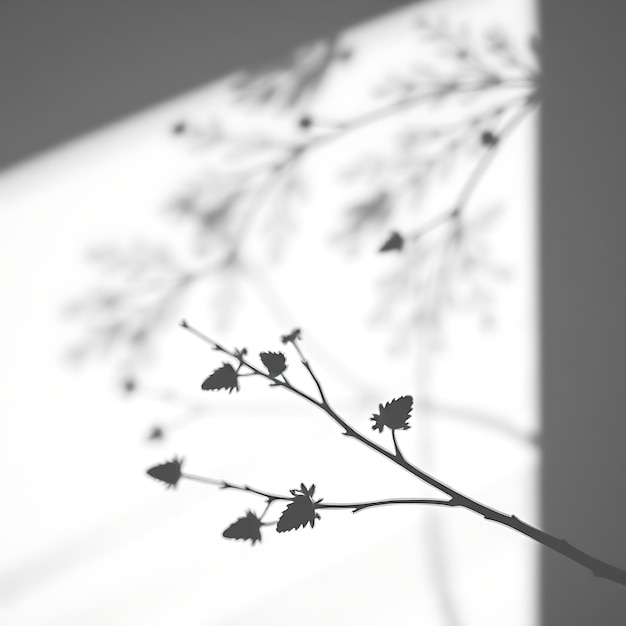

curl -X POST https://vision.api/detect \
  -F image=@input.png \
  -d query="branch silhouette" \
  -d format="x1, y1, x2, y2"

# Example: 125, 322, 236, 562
182, 472, 451, 513
71, 24, 539, 377
176, 85, 538, 252
374, 94, 537, 339
145, 321, 626, 587
379, 94, 538, 252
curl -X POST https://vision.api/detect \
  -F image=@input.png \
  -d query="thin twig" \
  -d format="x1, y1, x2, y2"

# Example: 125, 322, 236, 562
313, 77, 534, 148
246, 267, 385, 400
231, 158, 298, 249
392, 429, 404, 460
455, 97, 538, 213
182, 472, 452, 513
406, 95, 538, 243
289, 337, 329, 406
191, 76, 536, 174
408, 210, 457, 242
182, 473, 287, 502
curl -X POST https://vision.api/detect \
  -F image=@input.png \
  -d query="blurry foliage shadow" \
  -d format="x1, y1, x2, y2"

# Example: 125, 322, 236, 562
68, 17, 538, 373
66, 17, 540, 624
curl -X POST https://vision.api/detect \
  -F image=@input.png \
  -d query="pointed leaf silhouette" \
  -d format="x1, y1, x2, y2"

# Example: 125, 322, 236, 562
146, 456, 184, 489
370, 396, 413, 433
201, 363, 239, 393
223, 510, 263, 545
260, 352, 287, 378
379, 231, 404, 253
276, 484, 322, 533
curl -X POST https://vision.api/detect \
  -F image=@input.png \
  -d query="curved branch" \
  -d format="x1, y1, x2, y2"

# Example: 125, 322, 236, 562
323, 498, 453, 513
454, 95, 538, 213
181, 320, 626, 587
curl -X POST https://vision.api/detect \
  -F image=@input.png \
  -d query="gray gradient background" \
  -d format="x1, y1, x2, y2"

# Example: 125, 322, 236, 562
2, 0, 625, 623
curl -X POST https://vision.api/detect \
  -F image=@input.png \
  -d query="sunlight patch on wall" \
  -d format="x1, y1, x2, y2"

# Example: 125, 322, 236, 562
0, 1, 537, 625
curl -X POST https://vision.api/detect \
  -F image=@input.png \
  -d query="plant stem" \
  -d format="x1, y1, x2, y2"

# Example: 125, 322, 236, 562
232, 159, 297, 249
289, 337, 329, 405
406, 95, 539, 243
182, 472, 453, 513
181, 320, 626, 587
454, 96, 538, 213
408, 210, 457, 242
307, 78, 534, 151
182, 473, 287, 502
392, 429, 404, 459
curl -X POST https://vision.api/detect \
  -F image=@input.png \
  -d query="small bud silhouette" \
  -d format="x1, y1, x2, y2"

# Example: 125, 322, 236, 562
277, 484, 322, 533
370, 396, 413, 433
172, 121, 187, 135
481, 130, 498, 147
223, 510, 263, 545
281, 328, 302, 344
146, 456, 184, 489
122, 378, 137, 394
201, 363, 240, 393
260, 352, 287, 378
379, 231, 404, 253
298, 115, 313, 129
147, 426, 164, 441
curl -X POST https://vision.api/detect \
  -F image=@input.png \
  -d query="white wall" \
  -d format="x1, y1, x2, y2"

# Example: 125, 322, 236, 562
0, 1, 537, 624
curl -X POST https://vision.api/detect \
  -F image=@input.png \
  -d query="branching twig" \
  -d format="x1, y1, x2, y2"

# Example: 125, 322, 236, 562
76, 68, 539, 372
403, 95, 539, 245
182, 472, 452, 513
172, 321, 626, 587
288, 335, 329, 406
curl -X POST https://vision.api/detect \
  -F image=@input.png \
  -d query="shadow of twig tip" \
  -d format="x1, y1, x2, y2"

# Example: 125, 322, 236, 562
379, 231, 404, 253
122, 378, 137, 394
147, 426, 164, 441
